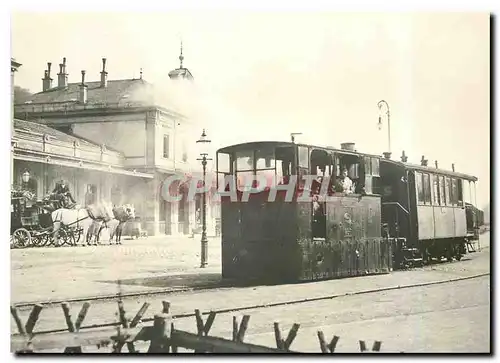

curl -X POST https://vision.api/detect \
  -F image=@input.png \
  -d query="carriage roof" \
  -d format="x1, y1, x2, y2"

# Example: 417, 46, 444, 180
380, 158, 478, 182
216, 141, 381, 158
217, 141, 478, 182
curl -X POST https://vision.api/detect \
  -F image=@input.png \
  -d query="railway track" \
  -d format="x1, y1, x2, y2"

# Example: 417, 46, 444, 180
14, 253, 485, 310
12, 272, 489, 336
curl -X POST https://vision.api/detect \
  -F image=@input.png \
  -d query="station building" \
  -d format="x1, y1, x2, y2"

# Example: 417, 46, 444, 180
11, 52, 219, 237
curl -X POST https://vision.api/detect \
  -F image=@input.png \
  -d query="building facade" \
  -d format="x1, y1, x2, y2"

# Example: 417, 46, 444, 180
12, 56, 219, 237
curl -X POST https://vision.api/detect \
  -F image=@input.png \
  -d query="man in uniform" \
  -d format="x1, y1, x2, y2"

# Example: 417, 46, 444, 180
51, 180, 77, 209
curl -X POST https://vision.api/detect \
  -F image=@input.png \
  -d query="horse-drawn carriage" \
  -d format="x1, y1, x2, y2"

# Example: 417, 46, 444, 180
10, 187, 138, 248
10, 190, 84, 248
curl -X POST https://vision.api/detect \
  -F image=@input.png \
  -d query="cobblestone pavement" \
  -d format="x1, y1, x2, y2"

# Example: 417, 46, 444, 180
11, 233, 490, 352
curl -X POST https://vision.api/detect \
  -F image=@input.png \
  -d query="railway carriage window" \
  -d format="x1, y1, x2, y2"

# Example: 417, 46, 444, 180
432, 174, 440, 205
423, 173, 431, 204
444, 177, 451, 206
451, 178, 458, 205
416, 172, 424, 203
457, 179, 464, 205
439, 176, 446, 206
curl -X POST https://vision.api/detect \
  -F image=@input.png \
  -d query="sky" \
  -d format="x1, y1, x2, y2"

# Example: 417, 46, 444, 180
10, 11, 490, 207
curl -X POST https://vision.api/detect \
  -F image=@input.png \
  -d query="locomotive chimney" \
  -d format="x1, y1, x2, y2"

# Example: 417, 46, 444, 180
435, 160, 439, 169
420, 155, 428, 167
452, 163, 455, 172
340, 142, 355, 152
383, 152, 392, 159
401, 150, 408, 162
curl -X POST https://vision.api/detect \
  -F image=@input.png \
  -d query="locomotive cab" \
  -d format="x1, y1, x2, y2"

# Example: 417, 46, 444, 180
216, 141, 392, 283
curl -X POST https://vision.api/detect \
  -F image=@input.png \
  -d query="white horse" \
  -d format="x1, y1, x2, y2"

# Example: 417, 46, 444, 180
51, 206, 93, 247
90, 204, 136, 245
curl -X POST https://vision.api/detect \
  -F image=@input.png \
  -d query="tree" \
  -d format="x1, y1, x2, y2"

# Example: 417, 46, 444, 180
13, 86, 33, 104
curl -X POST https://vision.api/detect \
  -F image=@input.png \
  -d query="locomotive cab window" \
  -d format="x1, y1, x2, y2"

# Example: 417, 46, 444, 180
334, 152, 363, 194
231, 146, 296, 191
216, 152, 232, 191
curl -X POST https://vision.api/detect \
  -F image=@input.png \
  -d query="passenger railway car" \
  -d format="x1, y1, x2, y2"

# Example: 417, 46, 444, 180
378, 157, 480, 266
216, 141, 481, 282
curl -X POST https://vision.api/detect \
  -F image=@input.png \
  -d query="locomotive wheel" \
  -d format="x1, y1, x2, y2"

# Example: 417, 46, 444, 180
12, 228, 32, 248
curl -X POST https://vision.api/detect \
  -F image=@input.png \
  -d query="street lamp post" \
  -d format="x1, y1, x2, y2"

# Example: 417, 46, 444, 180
196, 129, 212, 268
377, 100, 391, 158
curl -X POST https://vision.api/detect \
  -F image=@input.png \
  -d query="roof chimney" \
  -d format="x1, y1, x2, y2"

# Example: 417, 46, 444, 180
100, 58, 108, 87
79, 70, 88, 104
340, 142, 355, 151
452, 163, 455, 172
435, 160, 438, 169
401, 150, 408, 162
57, 57, 68, 88
420, 155, 428, 167
42, 62, 53, 91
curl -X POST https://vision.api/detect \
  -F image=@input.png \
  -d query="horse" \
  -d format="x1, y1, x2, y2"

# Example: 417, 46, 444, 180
91, 204, 136, 245
51, 206, 93, 247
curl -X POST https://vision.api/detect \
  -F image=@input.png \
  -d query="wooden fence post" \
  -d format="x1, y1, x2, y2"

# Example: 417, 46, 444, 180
273, 322, 300, 351
232, 315, 250, 343
113, 301, 150, 353
194, 309, 217, 353
317, 331, 340, 353
147, 314, 172, 353
11, 304, 43, 353
359, 340, 382, 352
61, 302, 90, 353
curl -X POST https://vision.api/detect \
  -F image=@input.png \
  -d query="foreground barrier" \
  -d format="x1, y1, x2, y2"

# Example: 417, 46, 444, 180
11, 300, 382, 353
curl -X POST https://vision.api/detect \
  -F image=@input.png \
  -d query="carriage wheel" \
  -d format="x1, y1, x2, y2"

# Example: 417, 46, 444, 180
54, 228, 71, 247
59, 228, 75, 247
31, 234, 42, 247
39, 232, 52, 247
74, 228, 82, 244
12, 228, 32, 248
